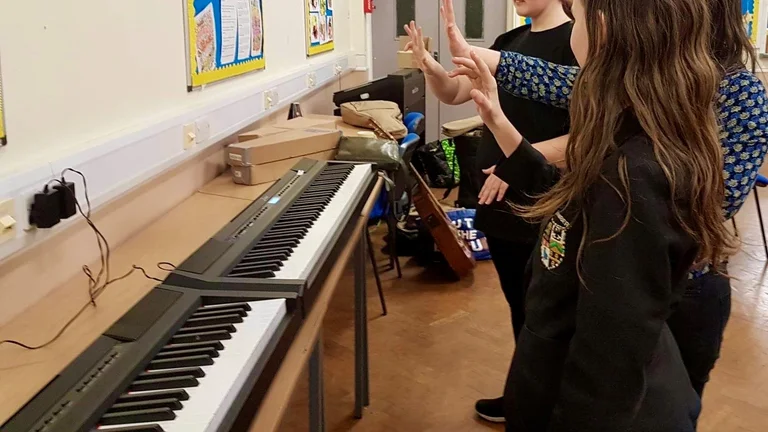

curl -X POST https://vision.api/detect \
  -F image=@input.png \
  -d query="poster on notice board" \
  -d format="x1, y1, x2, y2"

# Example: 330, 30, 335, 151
305, 0, 334, 56
742, 0, 760, 43
185, 0, 265, 88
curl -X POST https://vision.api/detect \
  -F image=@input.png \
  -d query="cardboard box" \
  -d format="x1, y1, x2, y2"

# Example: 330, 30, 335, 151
238, 115, 339, 142
227, 128, 341, 166
231, 150, 338, 185
398, 36, 432, 51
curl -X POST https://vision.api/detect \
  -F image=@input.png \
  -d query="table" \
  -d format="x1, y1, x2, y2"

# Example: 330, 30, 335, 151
0, 170, 382, 432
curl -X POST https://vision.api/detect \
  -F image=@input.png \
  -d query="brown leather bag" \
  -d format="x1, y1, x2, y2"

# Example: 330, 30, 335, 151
340, 101, 408, 140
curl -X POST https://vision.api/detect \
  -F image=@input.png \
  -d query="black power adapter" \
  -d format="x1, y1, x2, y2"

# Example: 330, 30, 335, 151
54, 181, 77, 219
29, 186, 62, 229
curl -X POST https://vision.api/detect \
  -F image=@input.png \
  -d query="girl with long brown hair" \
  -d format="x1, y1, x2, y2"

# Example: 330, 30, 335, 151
452, 0, 727, 428
444, 0, 768, 405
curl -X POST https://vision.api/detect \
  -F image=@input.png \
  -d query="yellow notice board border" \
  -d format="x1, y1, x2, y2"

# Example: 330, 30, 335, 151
186, 0, 266, 89
305, 0, 335, 57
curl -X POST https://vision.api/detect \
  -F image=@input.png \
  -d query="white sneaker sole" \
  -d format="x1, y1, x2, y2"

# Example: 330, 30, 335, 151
476, 412, 506, 423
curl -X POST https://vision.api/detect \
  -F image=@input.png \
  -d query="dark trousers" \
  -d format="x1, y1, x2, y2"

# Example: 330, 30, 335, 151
486, 236, 534, 340
667, 271, 732, 397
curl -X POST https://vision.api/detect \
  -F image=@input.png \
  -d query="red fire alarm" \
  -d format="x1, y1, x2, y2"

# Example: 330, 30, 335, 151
364, 0, 374, 13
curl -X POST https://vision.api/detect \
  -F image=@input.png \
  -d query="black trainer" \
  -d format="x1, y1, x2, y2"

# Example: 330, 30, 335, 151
475, 397, 505, 423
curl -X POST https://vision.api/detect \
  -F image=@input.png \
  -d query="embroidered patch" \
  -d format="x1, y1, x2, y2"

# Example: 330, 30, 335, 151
540, 212, 570, 270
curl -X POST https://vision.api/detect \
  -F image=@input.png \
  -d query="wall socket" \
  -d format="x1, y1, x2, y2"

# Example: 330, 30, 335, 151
0, 198, 17, 245
195, 118, 211, 144
264, 88, 280, 110
182, 123, 196, 150
307, 72, 317, 88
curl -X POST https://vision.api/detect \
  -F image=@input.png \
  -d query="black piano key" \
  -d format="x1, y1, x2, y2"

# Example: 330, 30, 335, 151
97, 425, 164, 432
197, 302, 252, 312
148, 354, 214, 370
191, 307, 248, 319
231, 261, 282, 273
184, 313, 244, 327
161, 340, 225, 353
177, 323, 236, 334
99, 408, 176, 426
109, 398, 183, 413
228, 268, 275, 278
139, 366, 206, 379
171, 330, 232, 344
270, 220, 311, 229
261, 231, 305, 241
128, 375, 199, 392
117, 389, 189, 403
238, 256, 286, 267
258, 239, 299, 248
243, 251, 290, 262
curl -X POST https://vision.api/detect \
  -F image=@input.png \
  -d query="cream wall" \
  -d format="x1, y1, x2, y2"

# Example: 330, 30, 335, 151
0, 0, 359, 178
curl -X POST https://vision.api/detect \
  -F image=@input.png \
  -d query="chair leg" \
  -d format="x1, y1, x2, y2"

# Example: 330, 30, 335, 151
386, 188, 403, 279
754, 187, 768, 259
366, 228, 388, 316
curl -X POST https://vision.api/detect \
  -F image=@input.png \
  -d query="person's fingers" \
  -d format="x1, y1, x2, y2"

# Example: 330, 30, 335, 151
448, 65, 478, 80
470, 50, 495, 87
496, 181, 508, 202
417, 26, 425, 50
443, 0, 456, 23
482, 166, 496, 175
470, 89, 493, 111
403, 41, 414, 51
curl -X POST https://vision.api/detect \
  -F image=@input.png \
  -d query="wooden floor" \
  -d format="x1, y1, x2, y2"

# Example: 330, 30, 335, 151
277, 191, 768, 432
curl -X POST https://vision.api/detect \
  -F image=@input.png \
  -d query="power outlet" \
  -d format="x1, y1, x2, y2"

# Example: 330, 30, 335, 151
0, 198, 17, 245
264, 87, 280, 111
334, 63, 343, 76
195, 118, 211, 144
183, 123, 196, 150
307, 72, 317, 88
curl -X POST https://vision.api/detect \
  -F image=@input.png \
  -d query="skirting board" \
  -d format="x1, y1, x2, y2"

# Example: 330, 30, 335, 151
0, 51, 359, 265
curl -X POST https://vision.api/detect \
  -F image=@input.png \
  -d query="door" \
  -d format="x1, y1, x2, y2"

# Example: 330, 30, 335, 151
372, 0, 507, 142
437, 0, 508, 127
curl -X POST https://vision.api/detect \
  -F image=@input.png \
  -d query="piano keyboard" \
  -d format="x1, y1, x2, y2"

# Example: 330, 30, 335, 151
166, 159, 376, 315
1, 287, 300, 432
96, 300, 285, 432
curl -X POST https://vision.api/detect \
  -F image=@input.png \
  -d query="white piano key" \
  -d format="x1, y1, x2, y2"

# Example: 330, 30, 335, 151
272, 164, 373, 280
98, 299, 287, 432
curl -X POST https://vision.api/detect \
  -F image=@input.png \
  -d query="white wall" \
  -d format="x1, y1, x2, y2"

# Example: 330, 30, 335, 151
0, 0, 367, 264
0, 0, 359, 177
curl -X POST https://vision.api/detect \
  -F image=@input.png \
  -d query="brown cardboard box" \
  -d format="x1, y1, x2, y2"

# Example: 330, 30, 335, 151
238, 116, 339, 142
238, 125, 287, 142
227, 128, 341, 166
231, 149, 338, 185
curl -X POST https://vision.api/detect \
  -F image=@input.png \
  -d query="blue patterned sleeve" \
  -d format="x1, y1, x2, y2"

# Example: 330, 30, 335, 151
495, 51, 579, 110
718, 71, 768, 220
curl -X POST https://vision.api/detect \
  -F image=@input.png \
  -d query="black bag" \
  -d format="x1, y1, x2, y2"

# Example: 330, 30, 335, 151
453, 130, 483, 208
413, 139, 458, 189
335, 136, 402, 171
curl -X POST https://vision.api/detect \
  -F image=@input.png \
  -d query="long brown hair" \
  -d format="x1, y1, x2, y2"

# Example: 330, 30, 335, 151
517, 0, 730, 268
710, 0, 756, 72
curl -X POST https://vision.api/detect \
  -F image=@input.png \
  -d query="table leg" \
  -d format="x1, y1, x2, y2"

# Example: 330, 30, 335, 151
354, 229, 370, 418
309, 336, 325, 432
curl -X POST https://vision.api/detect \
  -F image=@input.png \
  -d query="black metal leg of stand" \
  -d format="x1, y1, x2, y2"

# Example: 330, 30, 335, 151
386, 180, 402, 278
354, 229, 371, 419
754, 188, 768, 258
366, 228, 388, 316
309, 336, 325, 432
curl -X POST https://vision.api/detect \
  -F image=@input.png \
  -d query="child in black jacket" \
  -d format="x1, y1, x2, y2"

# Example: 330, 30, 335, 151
451, 0, 731, 429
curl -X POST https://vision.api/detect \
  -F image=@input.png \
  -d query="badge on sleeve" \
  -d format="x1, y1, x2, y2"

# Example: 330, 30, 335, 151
540, 212, 571, 270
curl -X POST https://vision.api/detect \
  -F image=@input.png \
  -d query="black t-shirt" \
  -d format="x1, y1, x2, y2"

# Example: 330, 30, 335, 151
474, 22, 576, 243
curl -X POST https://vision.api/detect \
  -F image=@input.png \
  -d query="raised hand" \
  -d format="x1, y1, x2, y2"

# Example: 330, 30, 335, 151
451, 51, 504, 128
403, 21, 444, 76
441, 0, 472, 58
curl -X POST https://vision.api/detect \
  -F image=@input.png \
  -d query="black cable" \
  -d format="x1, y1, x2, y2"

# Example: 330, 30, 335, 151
157, 262, 176, 272
0, 170, 165, 351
